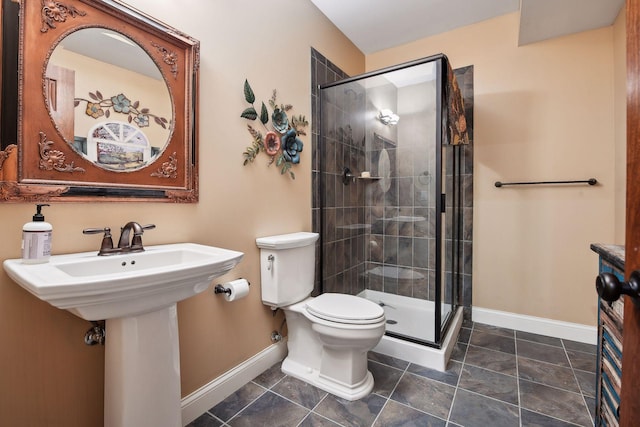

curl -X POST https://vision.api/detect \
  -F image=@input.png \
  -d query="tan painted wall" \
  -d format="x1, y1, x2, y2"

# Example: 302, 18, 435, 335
367, 12, 616, 325
0, 1, 364, 425
614, 8, 627, 244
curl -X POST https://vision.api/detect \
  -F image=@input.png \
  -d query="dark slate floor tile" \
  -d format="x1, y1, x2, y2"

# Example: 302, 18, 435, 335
369, 351, 411, 370
314, 393, 387, 427
517, 357, 580, 393
516, 340, 570, 367
519, 380, 592, 427
229, 391, 309, 427
573, 369, 596, 397
458, 327, 471, 344
252, 362, 285, 388
299, 412, 342, 427
369, 360, 404, 398
584, 396, 596, 422
186, 413, 223, 427
458, 364, 518, 405
271, 375, 328, 409
473, 323, 515, 338
464, 345, 517, 376
449, 389, 519, 427
566, 350, 597, 372
516, 331, 563, 347
210, 382, 266, 421
450, 342, 467, 362
407, 360, 461, 386
192, 321, 602, 427
470, 330, 516, 354
390, 372, 455, 419
373, 399, 446, 427
563, 340, 596, 355
520, 408, 579, 426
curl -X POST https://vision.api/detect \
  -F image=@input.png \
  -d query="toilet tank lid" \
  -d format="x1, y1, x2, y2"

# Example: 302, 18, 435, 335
256, 232, 319, 249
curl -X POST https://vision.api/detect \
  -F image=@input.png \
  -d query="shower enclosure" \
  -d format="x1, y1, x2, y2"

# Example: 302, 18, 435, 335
317, 54, 469, 365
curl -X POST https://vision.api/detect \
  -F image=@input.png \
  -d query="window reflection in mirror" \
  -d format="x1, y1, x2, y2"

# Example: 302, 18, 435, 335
45, 28, 173, 172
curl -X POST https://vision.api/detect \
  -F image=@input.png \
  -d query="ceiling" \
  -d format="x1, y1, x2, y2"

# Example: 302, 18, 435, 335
310, 0, 625, 54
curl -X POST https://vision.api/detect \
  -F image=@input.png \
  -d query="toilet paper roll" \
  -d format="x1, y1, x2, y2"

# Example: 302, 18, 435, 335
223, 278, 250, 302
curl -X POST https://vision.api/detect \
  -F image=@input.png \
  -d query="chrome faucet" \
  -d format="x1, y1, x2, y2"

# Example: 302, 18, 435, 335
83, 222, 155, 255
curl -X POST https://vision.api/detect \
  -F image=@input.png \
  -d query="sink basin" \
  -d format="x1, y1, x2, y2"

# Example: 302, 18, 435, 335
3, 242, 244, 320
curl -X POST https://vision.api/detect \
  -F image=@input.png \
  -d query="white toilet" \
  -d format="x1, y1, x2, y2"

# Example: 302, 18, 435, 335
256, 232, 386, 401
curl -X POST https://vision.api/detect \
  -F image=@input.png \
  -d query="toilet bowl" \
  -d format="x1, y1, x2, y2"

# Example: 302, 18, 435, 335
283, 294, 385, 400
256, 232, 385, 400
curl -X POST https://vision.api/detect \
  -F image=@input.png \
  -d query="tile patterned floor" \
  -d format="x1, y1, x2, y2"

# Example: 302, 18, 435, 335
188, 320, 596, 427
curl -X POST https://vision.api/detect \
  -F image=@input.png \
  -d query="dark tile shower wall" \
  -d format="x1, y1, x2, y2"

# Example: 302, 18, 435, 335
455, 66, 474, 307
365, 77, 435, 301
311, 48, 366, 296
311, 48, 474, 310
365, 137, 435, 300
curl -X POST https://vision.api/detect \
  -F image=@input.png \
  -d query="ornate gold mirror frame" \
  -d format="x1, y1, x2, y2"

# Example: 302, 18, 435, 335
0, 0, 199, 202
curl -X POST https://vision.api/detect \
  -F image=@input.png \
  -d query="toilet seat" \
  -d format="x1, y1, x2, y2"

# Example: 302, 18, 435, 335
305, 293, 384, 325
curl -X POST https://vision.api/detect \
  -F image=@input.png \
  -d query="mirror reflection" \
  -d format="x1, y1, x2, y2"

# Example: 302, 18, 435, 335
45, 28, 173, 172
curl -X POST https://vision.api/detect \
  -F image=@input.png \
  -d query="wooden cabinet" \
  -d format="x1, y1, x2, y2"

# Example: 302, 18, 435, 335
591, 243, 625, 427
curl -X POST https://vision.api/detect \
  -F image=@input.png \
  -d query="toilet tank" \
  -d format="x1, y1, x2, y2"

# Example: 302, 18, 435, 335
256, 232, 319, 308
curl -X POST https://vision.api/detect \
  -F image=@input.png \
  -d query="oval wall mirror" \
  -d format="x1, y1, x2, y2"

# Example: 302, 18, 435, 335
0, 0, 200, 202
45, 28, 173, 172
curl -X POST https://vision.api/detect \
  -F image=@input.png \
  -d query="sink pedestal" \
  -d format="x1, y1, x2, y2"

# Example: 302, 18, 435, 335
104, 304, 181, 427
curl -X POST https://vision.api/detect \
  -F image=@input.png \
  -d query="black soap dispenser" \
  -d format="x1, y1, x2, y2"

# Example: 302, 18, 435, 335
22, 204, 52, 264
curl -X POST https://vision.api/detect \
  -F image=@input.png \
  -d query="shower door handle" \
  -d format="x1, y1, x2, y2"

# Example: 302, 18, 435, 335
595, 270, 640, 302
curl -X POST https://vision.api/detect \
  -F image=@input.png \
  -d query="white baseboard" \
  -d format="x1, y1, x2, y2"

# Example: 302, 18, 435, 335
181, 340, 287, 426
472, 307, 597, 345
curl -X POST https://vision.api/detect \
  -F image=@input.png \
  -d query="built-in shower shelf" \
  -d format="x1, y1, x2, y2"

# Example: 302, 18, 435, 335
363, 265, 424, 280
382, 216, 426, 223
337, 224, 372, 231
342, 167, 381, 185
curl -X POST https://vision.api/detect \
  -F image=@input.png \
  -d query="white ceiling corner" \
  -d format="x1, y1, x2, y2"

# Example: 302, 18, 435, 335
518, 0, 625, 46
310, 0, 625, 54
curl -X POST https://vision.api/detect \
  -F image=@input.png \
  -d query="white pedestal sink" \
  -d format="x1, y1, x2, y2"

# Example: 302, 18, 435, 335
3, 243, 244, 427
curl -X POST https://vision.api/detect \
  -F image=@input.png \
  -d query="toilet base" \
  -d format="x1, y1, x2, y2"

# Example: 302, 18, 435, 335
281, 356, 374, 401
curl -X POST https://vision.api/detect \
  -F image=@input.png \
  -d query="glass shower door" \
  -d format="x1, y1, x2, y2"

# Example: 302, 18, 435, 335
440, 142, 461, 341
318, 55, 463, 348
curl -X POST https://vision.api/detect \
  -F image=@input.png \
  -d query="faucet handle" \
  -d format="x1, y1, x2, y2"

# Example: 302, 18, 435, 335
131, 224, 155, 250
83, 227, 112, 238
83, 227, 114, 253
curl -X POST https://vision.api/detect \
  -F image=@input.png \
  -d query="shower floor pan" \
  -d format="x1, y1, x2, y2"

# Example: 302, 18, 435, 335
358, 289, 462, 372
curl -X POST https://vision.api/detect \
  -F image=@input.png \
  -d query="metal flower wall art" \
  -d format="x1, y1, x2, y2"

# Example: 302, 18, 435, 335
75, 91, 170, 129
240, 80, 308, 179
